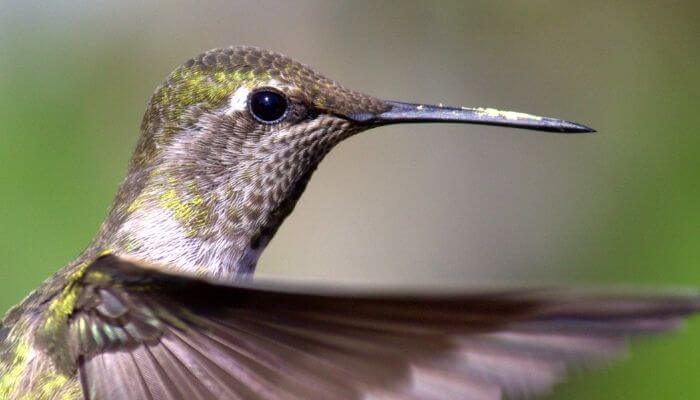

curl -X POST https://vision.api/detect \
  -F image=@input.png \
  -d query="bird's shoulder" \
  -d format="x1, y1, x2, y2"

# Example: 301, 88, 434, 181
0, 258, 90, 400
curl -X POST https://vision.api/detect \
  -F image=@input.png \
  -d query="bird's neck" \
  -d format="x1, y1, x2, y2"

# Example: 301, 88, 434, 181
94, 159, 316, 282
91, 111, 357, 282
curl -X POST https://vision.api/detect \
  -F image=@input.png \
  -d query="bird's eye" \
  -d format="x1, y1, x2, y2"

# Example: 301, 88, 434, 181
248, 89, 288, 124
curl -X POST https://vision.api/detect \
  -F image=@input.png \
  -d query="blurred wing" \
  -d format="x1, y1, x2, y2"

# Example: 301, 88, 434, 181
71, 255, 699, 400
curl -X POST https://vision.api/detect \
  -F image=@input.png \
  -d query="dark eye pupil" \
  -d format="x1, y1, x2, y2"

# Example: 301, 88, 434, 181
249, 90, 287, 123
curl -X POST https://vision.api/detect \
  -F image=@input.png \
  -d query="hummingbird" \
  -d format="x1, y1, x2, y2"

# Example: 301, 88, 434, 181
0, 46, 697, 400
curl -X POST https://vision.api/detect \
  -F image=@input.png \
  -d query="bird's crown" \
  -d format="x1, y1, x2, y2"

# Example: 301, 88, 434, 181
141, 46, 386, 150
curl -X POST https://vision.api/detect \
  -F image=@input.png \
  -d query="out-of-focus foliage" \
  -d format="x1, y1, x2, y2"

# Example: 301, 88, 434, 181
0, 2, 698, 399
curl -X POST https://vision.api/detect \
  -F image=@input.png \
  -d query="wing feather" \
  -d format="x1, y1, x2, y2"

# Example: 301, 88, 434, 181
69, 255, 699, 400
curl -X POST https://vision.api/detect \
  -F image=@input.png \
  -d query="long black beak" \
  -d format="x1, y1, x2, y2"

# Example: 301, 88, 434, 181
349, 100, 594, 133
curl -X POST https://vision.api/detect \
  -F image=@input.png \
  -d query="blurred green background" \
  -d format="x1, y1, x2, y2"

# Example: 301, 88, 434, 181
1, 1, 698, 398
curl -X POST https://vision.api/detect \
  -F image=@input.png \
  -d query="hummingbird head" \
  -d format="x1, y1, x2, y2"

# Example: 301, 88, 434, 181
100, 46, 592, 280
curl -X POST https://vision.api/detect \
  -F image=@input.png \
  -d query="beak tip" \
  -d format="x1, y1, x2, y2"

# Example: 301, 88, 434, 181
561, 121, 596, 134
